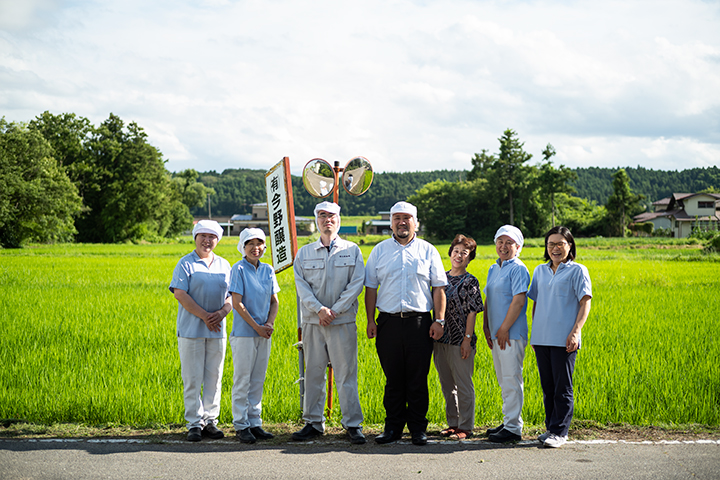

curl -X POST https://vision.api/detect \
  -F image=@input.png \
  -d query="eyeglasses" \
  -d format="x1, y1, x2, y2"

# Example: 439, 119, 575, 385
547, 241, 569, 249
452, 249, 471, 257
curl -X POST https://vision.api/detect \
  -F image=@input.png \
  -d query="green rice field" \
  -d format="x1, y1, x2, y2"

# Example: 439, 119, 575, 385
1, 235, 718, 429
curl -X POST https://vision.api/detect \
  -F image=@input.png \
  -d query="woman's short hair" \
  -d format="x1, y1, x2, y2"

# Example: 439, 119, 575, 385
448, 234, 477, 261
543, 225, 576, 262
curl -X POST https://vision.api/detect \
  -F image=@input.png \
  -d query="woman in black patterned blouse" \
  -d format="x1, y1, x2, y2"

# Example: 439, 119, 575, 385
433, 234, 484, 440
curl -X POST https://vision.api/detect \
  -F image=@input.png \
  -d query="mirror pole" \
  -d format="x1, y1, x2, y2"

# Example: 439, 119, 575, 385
332, 161, 342, 204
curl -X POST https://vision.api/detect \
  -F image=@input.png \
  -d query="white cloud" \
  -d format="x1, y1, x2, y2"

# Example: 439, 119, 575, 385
0, 0, 719, 174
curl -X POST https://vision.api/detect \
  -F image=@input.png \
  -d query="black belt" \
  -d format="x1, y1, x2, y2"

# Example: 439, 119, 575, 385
384, 311, 429, 318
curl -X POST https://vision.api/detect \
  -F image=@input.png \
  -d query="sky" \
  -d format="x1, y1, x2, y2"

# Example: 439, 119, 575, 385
1, 0, 719, 176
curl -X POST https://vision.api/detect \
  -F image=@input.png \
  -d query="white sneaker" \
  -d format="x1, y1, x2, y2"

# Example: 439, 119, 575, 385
543, 433, 568, 448
537, 431, 550, 443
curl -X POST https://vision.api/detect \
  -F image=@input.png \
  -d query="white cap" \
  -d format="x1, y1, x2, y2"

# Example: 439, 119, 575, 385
313, 201, 341, 217
390, 201, 417, 224
192, 220, 223, 241
238, 228, 266, 256
494, 225, 524, 256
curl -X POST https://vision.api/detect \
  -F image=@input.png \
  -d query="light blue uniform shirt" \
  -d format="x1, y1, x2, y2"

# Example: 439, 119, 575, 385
528, 260, 592, 348
229, 258, 280, 337
364, 235, 448, 314
484, 257, 530, 341
170, 251, 231, 339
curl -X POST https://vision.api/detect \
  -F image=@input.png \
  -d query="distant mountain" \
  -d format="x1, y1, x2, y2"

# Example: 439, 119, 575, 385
572, 166, 720, 208
190, 168, 467, 216
188, 165, 720, 217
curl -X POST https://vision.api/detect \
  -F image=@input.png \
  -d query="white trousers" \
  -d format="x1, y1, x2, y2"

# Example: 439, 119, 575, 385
230, 336, 271, 431
491, 338, 527, 435
433, 342, 476, 431
177, 336, 226, 430
302, 323, 364, 430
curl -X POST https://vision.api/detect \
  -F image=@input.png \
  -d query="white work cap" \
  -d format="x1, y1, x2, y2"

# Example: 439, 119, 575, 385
238, 228, 266, 256
494, 225, 524, 256
192, 220, 223, 241
313, 201, 341, 217
390, 201, 417, 224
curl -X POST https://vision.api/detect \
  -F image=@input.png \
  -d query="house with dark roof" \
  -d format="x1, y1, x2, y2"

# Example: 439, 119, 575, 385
633, 193, 720, 238
366, 211, 392, 235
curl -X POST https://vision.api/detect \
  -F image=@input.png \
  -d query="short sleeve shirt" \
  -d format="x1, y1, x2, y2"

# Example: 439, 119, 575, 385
484, 257, 530, 341
364, 235, 448, 313
170, 251, 231, 338
528, 260, 592, 348
229, 258, 280, 337
437, 272, 483, 347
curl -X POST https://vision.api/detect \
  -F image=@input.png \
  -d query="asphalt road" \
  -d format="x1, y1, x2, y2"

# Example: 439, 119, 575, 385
2, 437, 719, 479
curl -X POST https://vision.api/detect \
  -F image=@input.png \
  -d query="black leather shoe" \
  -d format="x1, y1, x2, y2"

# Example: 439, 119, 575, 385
250, 426, 274, 440
202, 424, 224, 439
187, 427, 202, 442
375, 430, 402, 444
347, 427, 366, 445
292, 424, 323, 441
411, 431, 428, 446
485, 423, 504, 436
236, 428, 256, 444
488, 428, 521, 443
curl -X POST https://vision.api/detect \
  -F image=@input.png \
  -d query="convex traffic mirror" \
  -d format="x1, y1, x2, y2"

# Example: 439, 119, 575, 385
302, 157, 374, 198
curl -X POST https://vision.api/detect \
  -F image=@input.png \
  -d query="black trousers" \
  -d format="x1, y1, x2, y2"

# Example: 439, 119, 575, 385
375, 312, 434, 434
534, 345, 577, 437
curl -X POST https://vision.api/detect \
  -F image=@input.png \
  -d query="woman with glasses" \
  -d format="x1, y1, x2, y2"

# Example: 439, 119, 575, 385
433, 234, 484, 440
528, 226, 592, 448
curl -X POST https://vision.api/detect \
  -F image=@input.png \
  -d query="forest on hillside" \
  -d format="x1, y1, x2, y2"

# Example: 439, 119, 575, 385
6, 110, 717, 247
192, 168, 468, 217
574, 166, 720, 209
190, 165, 720, 218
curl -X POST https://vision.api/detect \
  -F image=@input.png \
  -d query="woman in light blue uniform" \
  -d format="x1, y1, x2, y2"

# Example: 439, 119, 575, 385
229, 228, 280, 444
482, 225, 530, 443
170, 220, 232, 442
528, 226, 592, 448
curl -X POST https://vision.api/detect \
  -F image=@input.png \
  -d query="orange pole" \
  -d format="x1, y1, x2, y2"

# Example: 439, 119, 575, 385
325, 161, 344, 413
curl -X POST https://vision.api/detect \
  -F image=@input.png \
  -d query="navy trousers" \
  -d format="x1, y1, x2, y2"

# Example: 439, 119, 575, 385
375, 312, 434, 434
534, 345, 577, 437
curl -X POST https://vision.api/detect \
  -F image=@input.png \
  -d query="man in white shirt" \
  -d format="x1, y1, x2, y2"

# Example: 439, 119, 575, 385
292, 202, 366, 444
365, 201, 447, 446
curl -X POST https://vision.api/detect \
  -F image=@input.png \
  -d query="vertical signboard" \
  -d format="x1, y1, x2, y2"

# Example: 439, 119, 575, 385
264, 157, 298, 273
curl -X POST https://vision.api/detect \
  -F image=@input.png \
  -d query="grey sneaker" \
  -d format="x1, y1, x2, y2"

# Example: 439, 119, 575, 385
543, 433, 568, 448
537, 431, 550, 443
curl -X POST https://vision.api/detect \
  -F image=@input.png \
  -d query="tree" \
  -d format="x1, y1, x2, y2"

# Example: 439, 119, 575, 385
408, 180, 478, 240
554, 193, 607, 237
31, 112, 191, 242
467, 149, 496, 182
0, 119, 82, 248
480, 129, 533, 226
605, 169, 645, 237
537, 144, 578, 228
172, 169, 216, 209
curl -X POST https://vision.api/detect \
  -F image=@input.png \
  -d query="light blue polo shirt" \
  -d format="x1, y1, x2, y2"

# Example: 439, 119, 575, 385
229, 258, 280, 337
170, 251, 231, 338
528, 260, 592, 348
484, 257, 530, 340
364, 235, 448, 314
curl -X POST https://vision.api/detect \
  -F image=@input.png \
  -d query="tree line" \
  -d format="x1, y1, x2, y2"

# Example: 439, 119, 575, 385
1, 113, 196, 247
190, 168, 466, 217
3, 111, 718, 247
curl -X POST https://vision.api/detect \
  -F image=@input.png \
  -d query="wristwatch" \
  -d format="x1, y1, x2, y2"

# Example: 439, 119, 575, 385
464, 334, 472, 339
435, 319, 445, 327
